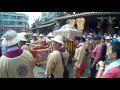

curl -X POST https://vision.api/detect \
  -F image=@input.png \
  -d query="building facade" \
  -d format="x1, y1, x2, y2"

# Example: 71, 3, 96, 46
30, 12, 120, 36
0, 12, 29, 37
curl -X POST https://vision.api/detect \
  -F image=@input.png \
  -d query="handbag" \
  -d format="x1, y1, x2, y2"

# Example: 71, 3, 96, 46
60, 53, 69, 78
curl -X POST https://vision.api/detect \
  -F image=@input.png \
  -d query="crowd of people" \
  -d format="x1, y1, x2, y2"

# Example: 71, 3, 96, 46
0, 29, 120, 78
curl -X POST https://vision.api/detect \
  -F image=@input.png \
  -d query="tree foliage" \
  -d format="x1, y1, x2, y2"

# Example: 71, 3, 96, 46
40, 12, 69, 23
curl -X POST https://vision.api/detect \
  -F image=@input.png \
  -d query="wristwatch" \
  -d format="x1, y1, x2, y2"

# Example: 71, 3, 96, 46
99, 66, 104, 70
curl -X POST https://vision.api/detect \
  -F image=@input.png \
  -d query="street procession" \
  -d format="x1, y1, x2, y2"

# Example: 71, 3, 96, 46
0, 12, 120, 78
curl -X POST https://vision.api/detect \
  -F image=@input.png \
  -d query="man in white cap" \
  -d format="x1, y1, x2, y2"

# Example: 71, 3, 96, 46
85, 35, 93, 54
46, 32, 54, 51
19, 35, 30, 51
105, 36, 111, 49
38, 34, 46, 46
45, 35, 69, 78
0, 30, 35, 78
30, 33, 38, 44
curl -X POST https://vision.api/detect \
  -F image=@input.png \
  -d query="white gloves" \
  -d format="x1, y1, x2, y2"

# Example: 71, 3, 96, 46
98, 61, 104, 67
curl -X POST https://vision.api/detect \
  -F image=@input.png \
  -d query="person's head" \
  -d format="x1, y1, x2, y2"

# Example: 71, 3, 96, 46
51, 35, 64, 49
47, 32, 54, 39
101, 37, 105, 44
74, 36, 81, 46
39, 34, 44, 38
80, 37, 86, 43
106, 42, 120, 61
105, 36, 110, 42
87, 35, 92, 40
2, 30, 21, 47
33, 33, 37, 40
19, 38, 27, 46
94, 36, 101, 44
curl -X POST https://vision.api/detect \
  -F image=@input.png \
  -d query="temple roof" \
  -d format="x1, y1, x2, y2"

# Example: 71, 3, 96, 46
30, 12, 120, 30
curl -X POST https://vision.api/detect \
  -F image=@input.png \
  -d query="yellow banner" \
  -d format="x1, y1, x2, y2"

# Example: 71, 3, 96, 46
76, 18, 85, 31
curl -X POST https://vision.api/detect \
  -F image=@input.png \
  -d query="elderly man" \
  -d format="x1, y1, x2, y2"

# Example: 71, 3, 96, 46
45, 35, 69, 78
96, 41, 120, 78
0, 30, 35, 78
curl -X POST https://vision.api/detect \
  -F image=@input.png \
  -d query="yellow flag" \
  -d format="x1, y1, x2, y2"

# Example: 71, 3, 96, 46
76, 18, 85, 31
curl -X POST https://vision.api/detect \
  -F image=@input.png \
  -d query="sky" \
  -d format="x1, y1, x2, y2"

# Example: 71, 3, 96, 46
16, 12, 42, 28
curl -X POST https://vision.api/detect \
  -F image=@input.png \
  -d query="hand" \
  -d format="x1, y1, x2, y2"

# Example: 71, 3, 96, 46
98, 61, 105, 67
91, 63, 95, 69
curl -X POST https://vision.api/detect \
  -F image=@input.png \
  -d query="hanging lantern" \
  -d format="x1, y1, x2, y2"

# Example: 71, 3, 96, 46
76, 18, 85, 31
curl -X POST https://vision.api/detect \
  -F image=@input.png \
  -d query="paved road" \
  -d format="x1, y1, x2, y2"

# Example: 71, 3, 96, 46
33, 54, 92, 78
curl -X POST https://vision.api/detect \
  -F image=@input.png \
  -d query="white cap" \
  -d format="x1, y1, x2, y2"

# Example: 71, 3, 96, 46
87, 35, 92, 38
20, 36, 27, 42
105, 36, 110, 40
47, 32, 54, 37
33, 33, 37, 36
2, 30, 21, 47
39, 34, 43, 37
52, 35, 64, 45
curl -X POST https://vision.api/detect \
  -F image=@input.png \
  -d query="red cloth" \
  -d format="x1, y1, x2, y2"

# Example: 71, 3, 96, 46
4, 49, 23, 58
76, 62, 86, 78
100, 66, 120, 78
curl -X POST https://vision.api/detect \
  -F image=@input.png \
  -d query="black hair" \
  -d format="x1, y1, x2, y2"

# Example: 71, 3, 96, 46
112, 42, 120, 59
80, 37, 86, 42
101, 37, 105, 41
94, 36, 101, 40
74, 36, 81, 41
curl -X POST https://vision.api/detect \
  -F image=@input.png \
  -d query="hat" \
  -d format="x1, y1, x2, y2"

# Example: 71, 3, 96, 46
39, 34, 43, 37
87, 35, 92, 38
89, 33, 93, 35
2, 30, 21, 47
33, 33, 37, 36
47, 32, 54, 37
82, 35, 86, 38
105, 36, 110, 40
52, 35, 64, 45
20, 36, 27, 42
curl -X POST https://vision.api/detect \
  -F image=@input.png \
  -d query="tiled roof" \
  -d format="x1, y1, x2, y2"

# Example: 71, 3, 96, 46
30, 21, 55, 30
30, 12, 120, 30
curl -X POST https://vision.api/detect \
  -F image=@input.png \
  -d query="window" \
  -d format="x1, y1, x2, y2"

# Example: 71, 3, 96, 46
9, 21, 15, 25
0, 20, 2, 25
17, 22, 23, 25
17, 16, 22, 20
0, 14, 2, 19
4, 21, 9, 25
3, 15, 8, 19
10, 16, 16, 19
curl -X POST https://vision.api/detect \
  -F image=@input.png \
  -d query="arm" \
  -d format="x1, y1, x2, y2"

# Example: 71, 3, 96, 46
75, 47, 85, 68
73, 48, 79, 62
100, 73, 114, 78
96, 67, 104, 78
93, 45, 103, 65
45, 52, 58, 77
0, 59, 8, 78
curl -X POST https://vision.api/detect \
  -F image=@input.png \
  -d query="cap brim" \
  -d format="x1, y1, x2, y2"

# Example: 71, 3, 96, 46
52, 38, 64, 45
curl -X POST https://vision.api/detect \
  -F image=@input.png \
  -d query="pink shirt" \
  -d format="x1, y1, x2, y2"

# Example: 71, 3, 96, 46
100, 66, 120, 78
92, 43, 103, 64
